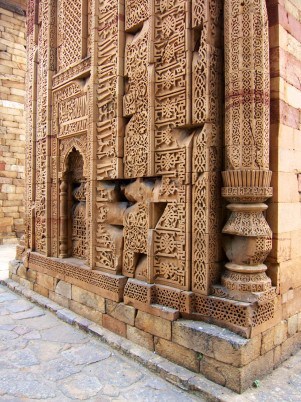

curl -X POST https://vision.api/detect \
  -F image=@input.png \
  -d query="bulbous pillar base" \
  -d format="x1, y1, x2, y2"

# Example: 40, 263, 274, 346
220, 202, 275, 303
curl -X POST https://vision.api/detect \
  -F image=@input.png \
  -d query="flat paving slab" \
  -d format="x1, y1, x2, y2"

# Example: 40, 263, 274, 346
0, 284, 202, 401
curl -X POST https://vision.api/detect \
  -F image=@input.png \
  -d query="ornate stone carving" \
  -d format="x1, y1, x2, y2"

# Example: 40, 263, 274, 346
23, 0, 276, 343
220, 0, 276, 309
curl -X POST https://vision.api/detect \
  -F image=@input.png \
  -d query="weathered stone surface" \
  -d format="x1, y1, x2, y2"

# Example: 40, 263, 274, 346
106, 299, 136, 326
127, 325, 154, 351
261, 327, 275, 354
55, 280, 71, 299
172, 320, 260, 367
200, 350, 274, 393
56, 308, 78, 325
102, 314, 126, 338
0, 292, 18, 303
11, 307, 44, 320
26, 268, 37, 282
41, 324, 87, 344
280, 331, 301, 363
42, 358, 81, 381
60, 373, 103, 400
0, 372, 57, 399
36, 272, 55, 291
0, 329, 18, 341
274, 320, 288, 346
135, 311, 171, 340
19, 277, 33, 290
288, 314, 298, 336
154, 337, 199, 372
72, 285, 105, 312
62, 343, 111, 365
6, 299, 32, 313
16, 263, 26, 278
49, 291, 69, 308
69, 300, 103, 326
87, 356, 144, 388
33, 283, 49, 298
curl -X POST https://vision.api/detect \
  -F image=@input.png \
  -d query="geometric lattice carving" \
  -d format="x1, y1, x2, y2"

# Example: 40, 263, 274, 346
57, 0, 83, 71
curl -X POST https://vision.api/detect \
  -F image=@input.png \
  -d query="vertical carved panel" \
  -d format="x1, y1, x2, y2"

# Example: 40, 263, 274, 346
224, 0, 270, 171
34, 0, 51, 254
153, 0, 190, 128
151, 0, 192, 291
94, 0, 125, 269
95, 0, 124, 180
94, 182, 126, 274
25, 0, 37, 249
124, 3, 152, 178
191, 0, 223, 295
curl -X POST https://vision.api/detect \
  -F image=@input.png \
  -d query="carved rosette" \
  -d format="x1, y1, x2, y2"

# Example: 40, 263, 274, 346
220, 0, 275, 305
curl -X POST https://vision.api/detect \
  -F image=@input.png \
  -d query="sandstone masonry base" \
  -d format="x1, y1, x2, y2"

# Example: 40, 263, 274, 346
8, 257, 301, 394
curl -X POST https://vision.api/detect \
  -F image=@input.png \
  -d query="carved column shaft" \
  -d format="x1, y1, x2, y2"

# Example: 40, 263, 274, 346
221, 0, 274, 301
59, 180, 68, 258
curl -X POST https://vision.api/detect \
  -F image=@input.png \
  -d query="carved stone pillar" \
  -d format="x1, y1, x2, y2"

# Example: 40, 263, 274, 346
220, 0, 274, 302
59, 180, 68, 258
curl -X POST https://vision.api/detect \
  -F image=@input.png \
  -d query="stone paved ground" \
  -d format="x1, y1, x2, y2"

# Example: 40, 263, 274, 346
0, 283, 203, 401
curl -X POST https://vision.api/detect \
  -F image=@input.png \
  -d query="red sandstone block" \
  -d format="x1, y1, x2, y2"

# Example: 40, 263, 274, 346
154, 337, 200, 372
126, 326, 154, 351
268, 3, 301, 43
135, 311, 172, 340
0, 163, 5, 170
270, 99, 300, 129
102, 314, 126, 338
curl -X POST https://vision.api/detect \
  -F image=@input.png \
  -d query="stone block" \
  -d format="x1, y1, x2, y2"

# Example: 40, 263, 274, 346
135, 311, 171, 340
172, 320, 260, 367
283, 285, 301, 319
261, 327, 275, 355
69, 300, 102, 326
55, 280, 71, 299
102, 314, 126, 338
11, 273, 19, 282
16, 263, 26, 278
49, 291, 69, 309
33, 283, 49, 298
126, 326, 154, 351
288, 314, 298, 336
154, 337, 200, 373
26, 268, 37, 282
106, 299, 136, 326
36, 272, 55, 291
280, 331, 301, 362
71, 285, 105, 313
274, 320, 288, 346
0, 216, 13, 228
199, 350, 274, 393
273, 345, 282, 368
19, 277, 33, 290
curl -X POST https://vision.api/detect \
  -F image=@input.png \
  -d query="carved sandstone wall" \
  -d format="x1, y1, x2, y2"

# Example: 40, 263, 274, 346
0, 1, 26, 244
9, 0, 301, 394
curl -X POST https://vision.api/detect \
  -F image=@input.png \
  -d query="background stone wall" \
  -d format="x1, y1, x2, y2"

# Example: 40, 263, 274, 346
0, 1, 26, 244
267, 0, 301, 326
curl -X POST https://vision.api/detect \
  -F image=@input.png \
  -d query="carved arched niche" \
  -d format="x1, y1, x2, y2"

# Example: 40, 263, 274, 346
59, 147, 87, 260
